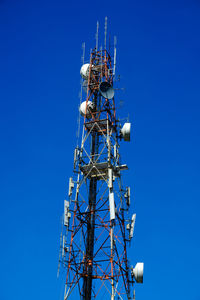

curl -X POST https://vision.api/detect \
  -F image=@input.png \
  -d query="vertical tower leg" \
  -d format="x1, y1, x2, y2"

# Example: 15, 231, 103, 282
83, 134, 98, 299
111, 226, 115, 300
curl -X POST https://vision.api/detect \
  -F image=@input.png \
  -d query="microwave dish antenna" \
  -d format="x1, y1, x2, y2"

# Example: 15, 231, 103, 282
99, 82, 114, 99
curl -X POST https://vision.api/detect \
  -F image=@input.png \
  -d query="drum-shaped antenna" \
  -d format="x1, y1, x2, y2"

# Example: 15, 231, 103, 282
121, 123, 131, 141
132, 262, 144, 283
80, 64, 90, 79
79, 101, 94, 118
99, 82, 114, 99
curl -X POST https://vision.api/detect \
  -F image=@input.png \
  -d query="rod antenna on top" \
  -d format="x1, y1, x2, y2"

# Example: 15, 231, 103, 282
104, 16, 107, 50
81, 42, 85, 64
77, 42, 85, 145
113, 36, 117, 76
95, 21, 99, 51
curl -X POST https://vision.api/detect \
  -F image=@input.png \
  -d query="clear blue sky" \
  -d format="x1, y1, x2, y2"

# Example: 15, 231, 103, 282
0, 0, 200, 299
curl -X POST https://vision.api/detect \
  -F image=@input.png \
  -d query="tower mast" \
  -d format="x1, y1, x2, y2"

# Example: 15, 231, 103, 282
58, 21, 144, 300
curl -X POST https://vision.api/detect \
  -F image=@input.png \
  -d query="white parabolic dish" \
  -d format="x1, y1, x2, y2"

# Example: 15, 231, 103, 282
80, 64, 90, 79
79, 101, 94, 118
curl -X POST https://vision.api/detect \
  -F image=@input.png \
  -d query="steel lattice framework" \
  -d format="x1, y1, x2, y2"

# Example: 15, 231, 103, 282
58, 26, 142, 299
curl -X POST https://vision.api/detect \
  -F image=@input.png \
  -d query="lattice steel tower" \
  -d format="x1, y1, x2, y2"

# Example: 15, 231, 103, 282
58, 19, 144, 300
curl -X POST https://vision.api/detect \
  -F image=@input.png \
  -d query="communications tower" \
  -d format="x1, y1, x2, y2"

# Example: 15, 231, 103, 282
58, 19, 144, 300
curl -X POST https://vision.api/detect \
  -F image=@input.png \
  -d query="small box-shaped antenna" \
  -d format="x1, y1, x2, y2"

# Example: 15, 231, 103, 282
68, 177, 74, 197
109, 191, 115, 220
108, 168, 113, 188
129, 213, 136, 239
125, 186, 131, 206
64, 200, 70, 227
